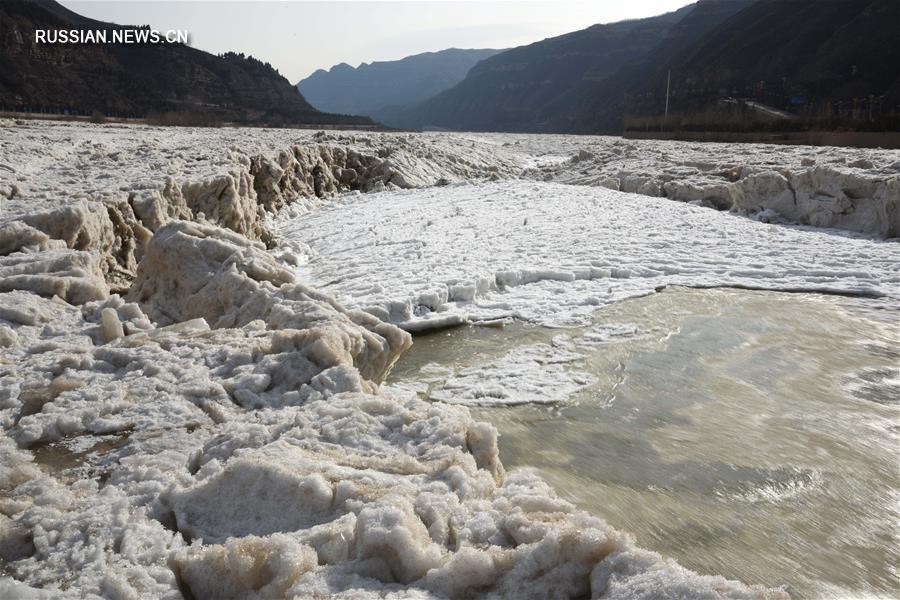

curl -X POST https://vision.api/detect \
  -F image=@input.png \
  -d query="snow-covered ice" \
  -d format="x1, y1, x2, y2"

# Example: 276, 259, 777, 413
492, 133, 900, 237
276, 180, 898, 331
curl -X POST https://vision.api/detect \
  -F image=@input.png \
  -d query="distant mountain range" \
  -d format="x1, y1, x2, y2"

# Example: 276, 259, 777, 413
296, 48, 502, 120
0, 0, 372, 126
372, 0, 899, 133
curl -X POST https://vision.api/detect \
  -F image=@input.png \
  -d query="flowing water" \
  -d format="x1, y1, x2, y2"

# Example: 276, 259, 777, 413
387, 287, 900, 598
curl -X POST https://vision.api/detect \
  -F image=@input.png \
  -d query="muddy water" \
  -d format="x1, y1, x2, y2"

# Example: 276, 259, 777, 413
388, 287, 900, 598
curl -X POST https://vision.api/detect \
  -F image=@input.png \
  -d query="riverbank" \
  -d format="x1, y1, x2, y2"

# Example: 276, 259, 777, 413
624, 130, 900, 150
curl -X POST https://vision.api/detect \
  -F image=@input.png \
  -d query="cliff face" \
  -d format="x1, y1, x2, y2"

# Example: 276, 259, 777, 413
0, 0, 372, 126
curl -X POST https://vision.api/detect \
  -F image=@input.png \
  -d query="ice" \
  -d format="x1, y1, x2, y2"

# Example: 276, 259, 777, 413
98, 307, 124, 342
578, 323, 640, 346
127, 220, 411, 387
410, 343, 596, 406
591, 547, 778, 599
0, 579, 54, 599
0, 222, 55, 255
170, 455, 337, 542
174, 533, 319, 600
0, 249, 109, 304
1, 122, 522, 295
278, 180, 898, 332
0, 118, 838, 598
497, 134, 900, 237
0, 283, 779, 596
280, 177, 896, 416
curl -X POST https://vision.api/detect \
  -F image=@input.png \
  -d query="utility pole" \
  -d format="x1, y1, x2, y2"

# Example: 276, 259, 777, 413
665, 69, 671, 119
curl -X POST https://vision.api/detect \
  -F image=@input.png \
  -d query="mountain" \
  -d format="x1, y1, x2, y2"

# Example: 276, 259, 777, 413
379, 3, 701, 132
563, 0, 758, 132
578, 0, 900, 132
297, 48, 503, 119
0, 0, 372, 126
386, 0, 898, 134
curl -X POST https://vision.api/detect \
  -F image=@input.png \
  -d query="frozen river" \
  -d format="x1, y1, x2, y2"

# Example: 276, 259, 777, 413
3, 120, 898, 598
276, 180, 898, 332
277, 178, 899, 598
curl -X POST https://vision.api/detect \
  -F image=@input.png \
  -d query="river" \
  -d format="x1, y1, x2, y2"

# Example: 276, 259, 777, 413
388, 287, 899, 598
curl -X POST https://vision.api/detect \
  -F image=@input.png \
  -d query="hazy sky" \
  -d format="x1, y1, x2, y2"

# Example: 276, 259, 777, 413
62, 1, 691, 83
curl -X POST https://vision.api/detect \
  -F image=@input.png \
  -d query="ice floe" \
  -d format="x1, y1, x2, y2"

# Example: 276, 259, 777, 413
277, 180, 899, 330
501, 134, 900, 237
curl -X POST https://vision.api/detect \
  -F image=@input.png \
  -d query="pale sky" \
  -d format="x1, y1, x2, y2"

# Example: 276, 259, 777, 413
62, 1, 692, 83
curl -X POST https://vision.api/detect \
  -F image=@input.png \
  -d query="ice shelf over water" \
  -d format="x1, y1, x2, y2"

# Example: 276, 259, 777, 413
1, 118, 895, 598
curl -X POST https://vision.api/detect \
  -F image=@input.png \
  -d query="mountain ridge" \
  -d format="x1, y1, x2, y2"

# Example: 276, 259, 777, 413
297, 47, 503, 118
588, 0, 900, 132
0, 0, 373, 126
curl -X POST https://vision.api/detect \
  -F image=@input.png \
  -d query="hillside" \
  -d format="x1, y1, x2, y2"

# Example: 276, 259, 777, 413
380, 4, 698, 131
0, 0, 373, 126
599, 0, 900, 132
386, 0, 898, 134
564, 0, 757, 132
297, 48, 502, 118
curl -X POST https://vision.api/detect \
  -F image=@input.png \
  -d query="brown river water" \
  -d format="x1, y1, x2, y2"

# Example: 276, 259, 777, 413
388, 287, 900, 598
